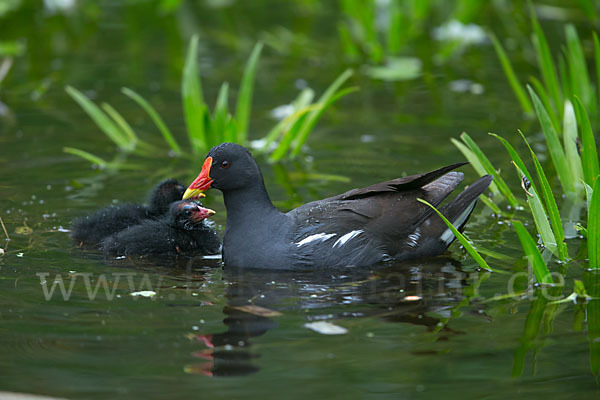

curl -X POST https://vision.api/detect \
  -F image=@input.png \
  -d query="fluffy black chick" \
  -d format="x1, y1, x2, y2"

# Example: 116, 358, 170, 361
71, 179, 185, 246
101, 200, 221, 257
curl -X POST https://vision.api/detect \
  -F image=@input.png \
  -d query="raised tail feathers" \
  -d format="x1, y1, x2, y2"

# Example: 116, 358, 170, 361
402, 175, 493, 259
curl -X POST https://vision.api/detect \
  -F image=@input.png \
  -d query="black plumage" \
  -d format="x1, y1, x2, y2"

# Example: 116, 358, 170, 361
101, 200, 221, 257
71, 179, 185, 246
182, 143, 493, 270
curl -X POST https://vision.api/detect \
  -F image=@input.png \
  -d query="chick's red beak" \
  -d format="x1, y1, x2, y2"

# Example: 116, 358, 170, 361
183, 157, 213, 200
192, 206, 216, 222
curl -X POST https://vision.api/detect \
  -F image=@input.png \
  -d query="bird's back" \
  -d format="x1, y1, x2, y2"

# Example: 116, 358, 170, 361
285, 167, 491, 268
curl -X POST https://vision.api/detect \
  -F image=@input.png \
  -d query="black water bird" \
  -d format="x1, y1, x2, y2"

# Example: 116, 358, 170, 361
71, 179, 187, 246
101, 200, 221, 257
183, 143, 492, 270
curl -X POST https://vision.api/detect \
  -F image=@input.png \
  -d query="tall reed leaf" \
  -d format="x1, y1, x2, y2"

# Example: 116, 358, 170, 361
529, 76, 560, 134
182, 34, 207, 154
594, 33, 600, 110
100, 103, 138, 145
562, 100, 583, 192
590, 179, 600, 269
451, 139, 496, 192
512, 161, 558, 254
531, 9, 562, 117
121, 88, 182, 155
528, 86, 574, 194
513, 220, 553, 284
269, 70, 355, 161
455, 132, 518, 207
489, 33, 532, 114
565, 25, 592, 110
63, 147, 108, 168
213, 82, 230, 145
261, 88, 315, 148
235, 42, 263, 144
519, 131, 568, 260
418, 198, 492, 272
291, 81, 356, 158
65, 86, 132, 150
574, 97, 599, 187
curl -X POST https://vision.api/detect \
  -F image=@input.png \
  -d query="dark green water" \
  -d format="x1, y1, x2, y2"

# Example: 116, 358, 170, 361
1, 1, 599, 399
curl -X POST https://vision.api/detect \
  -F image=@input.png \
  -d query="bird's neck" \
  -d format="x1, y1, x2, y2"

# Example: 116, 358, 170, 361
223, 181, 282, 225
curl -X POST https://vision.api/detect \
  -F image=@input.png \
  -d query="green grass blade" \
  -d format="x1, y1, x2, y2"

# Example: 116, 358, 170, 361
101, 102, 138, 144
63, 147, 108, 167
291, 86, 357, 158
590, 179, 600, 269
337, 22, 361, 60
479, 194, 502, 214
223, 118, 237, 143
417, 199, 492, 271
182, 34, 207, 154
519, 130, 568, 260
576, 0, 598, 21
529, 76, 561, 134
121, 87, 182, 156
458, 132, 518, 207
512, 220, 553, 284
213, 82, 230, 145
565, 25, 592, 109
562, 100, 584, 193
417, 198, 492, 272
490, 33, 532, 114
558, 55, 573, 108
528, 86, 574, 194
269, 112, 310, 162
594, 33, 600, 111
574, 97, 600, 187
489, 132, 531, 182
512, 161, 557, 254
235, 42, 263, 144
585, 182, 594, 206
452, 138, 501, 197
315, 69, 353, 106
531, 8, 562, 117
262, 106, 316, 149
65, 86, 131, 150
261, 88, 317, 148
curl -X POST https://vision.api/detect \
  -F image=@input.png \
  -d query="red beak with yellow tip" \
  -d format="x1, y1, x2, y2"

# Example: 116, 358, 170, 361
183, 157, 214, 200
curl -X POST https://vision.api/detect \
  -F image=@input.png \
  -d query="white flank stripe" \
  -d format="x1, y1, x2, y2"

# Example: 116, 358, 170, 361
333, 230, 363, 248
296, 233, 337, 247
440, 200, 477, 245
407, 227, 421, 248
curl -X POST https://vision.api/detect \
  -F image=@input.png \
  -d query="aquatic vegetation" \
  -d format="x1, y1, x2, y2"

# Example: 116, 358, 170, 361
337, 0, 487, 72
65, 36, 355, 166
449, 18, 600, 377
493, 9, 600, 126
418, 198, 492, 272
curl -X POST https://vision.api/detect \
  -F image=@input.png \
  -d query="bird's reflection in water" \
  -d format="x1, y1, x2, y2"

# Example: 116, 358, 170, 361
188, 257, 482, 377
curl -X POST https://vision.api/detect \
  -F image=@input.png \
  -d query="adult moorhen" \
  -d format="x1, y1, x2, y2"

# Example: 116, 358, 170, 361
183, 143, 492, 270
72, 178, 188, 246
101, 200, 221, 257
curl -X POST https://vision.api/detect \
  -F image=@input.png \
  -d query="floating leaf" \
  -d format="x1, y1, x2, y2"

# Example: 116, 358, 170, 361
363, 57, 422, 81
304, 321, 348, 335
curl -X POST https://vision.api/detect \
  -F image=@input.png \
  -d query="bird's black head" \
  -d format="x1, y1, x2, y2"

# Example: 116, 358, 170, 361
183, 143, 263, 198
169, 200, 216, 230
149, 179, 186, 215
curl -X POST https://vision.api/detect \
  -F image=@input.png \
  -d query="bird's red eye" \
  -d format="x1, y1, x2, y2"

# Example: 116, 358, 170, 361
221, 160, 230, 169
